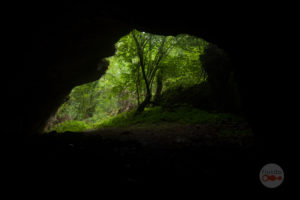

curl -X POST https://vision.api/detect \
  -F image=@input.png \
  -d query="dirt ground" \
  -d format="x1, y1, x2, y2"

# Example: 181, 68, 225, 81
20, 123, 267, 191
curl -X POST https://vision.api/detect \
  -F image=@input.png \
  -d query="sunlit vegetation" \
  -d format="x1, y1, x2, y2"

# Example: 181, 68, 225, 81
44, 30, 247, 134
93, 105, 245, 128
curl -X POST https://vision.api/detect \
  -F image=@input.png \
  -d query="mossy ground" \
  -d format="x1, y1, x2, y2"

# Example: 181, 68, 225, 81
47, 105, 252, 139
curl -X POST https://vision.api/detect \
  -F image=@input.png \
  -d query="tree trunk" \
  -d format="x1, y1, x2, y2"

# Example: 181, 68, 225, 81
135, 65, 141, 106
153, 71, 163, 104
136, 92, 151, 113
132, 31, 152, 113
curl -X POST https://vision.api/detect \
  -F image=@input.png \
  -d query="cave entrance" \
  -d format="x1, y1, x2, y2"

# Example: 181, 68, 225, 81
34, 29, 254, 185
43, 29, 214, 133
43, 29, 250, 142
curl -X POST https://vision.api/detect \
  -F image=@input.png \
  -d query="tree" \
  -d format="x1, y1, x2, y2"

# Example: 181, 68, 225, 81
131, 30, 175, 113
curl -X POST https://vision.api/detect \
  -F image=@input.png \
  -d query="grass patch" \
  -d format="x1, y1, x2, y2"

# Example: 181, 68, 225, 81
47, 105, 249, 133
92, 105, 246, 129
47, 120, 90, 133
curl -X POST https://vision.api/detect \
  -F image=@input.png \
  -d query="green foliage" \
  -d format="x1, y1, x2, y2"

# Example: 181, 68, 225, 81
48, 120, 90, 133
112, 30, 209, 100
93, 105, 245, 129
46, 30, 241, 133
93, 110, 136, 128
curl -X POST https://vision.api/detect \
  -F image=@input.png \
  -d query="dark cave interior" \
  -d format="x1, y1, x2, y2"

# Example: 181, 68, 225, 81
9, 1, 289, 192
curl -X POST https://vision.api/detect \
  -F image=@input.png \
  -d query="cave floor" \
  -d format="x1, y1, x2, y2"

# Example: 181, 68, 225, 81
21, 123, 263, 190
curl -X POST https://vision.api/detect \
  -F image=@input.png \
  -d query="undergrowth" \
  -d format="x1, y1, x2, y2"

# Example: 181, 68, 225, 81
94, 105, 244, 129
47, 105, 248, 133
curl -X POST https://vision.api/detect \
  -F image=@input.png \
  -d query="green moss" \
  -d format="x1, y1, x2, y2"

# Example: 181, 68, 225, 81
48, 120, 90, 133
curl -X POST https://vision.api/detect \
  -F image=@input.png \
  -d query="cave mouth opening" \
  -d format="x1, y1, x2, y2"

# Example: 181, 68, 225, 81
43, 29, 252, 144
29, 29, 255, 186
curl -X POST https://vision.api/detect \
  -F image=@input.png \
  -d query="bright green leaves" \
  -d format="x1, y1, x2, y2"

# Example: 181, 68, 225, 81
45, 30, 211, 133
